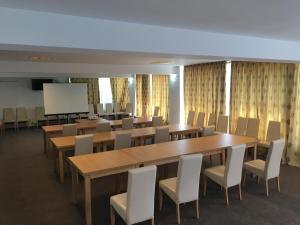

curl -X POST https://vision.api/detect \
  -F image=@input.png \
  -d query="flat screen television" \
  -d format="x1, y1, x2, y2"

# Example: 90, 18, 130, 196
31, 79, 53, 91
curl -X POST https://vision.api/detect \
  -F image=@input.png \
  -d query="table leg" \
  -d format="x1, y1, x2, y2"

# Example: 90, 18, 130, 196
59, 150, 65, 183
85, 177, 92, 225
71, 166, 79, 203
43, 132, 47, 154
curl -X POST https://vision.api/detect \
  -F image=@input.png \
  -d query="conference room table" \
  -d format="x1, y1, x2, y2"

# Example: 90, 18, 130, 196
68, 133, 257, 225
51, 124, 200, 183
42, 117, 153, 157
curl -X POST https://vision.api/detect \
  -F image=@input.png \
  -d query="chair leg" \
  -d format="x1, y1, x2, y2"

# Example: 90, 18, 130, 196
110, 206, 115, 225
238, 184, 242, 200
203, 175, 207, 196
276, 177, 281, 192
209, 155, 213, 165
159, 189, 163, 211
176, 204, 181, 224
151, 218, 154, 225
257, 176, 260, 184
224, 188, 229, 205
265, 180, 269, 197
195, 200, 200, 219
242, 170, 246, 187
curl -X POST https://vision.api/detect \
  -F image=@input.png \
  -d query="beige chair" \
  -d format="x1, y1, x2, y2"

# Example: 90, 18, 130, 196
97, 103, 104, 114
186, 111, 195, 126
204, 144, 246, 205
200, 125, 215, 137
215, 115, 228, 133
235, 117, 248, 136
62, 124, 77, 136
110, 166, 157, 225
153, 106, 160, 117
114, 132, 132, 150
106, 103, 113, 114
75, 134, 94, 155
114, 102, 121, 113
159, 154, 203, 224
246, 118, 260, 138
96, 122, 112, 132
243, 139, 285, 196
88, 104, 95, 115
154, 127, 170, 144
34, 106, 47, 127
196, 112, 205, 127
258, 121, 281, 148
3, 108, 16, 129
16, 107, 29, 128
126, 103, 132, 114
152, 116, 163, 127
207, 113, 216, 126
0, 121, 4, 135
122, 118, 134, 130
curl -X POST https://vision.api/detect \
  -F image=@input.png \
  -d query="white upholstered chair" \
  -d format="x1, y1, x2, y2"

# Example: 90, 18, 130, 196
154, 127, 170, 144
88, 104, 95, 115
215, 115, 228, 133
110, 166, 157, 225
62, 124, 77, 136
122, 118, 134, 130
258, 120, 281, 149
3, 107, 16, 130
159, 154, 203, 224
243, 139, 285, 196
200, 125, 215, 137
204, 144, 246, 205
96, 122, 112, 132
106, 103, 113, 114
196, 112, 205, 127
152, 116, 163, 127
114, 132, 132, 150
186, 111, 195, 126
207, 113, 216, 126
97, 103, 104, 114
34, 106, 47, 127
153, 106, 160, 117
235, 117, 248, 136
246, 118, 260, 138
126, 103, 132, 114
74, 134, 94, 155
16, 107, 29, 128
114, 102, 121, 113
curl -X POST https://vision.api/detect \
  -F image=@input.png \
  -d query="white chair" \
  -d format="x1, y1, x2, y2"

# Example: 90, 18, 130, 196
62, 124, 77, 136
153, 106, 160, 117
110, 166, 157, 225
159, 154, 203, 224
3, 108, 16, 130
235, 117, 248, 136
16, 107, 29, 128
246, 118, 260, 139
204, 144, 246, 205
114, 133, 132, 150
186, 111, 195, 126
243, 139, 285, 196
34, 106, 47, 127
75, 134, 94, 155
258, 121, 281, 149
97, 103, 104, 114
196, 112, 205, 127
207, 113, 216, 126
88, 104, 95, 115
152, 116, 163, 127
122, 118, 134, 130
154, 127, 170, 144
200, 125, 215, 137
106, 103, 113, 114
215, 115, 228, 133
96, 122, 112, 132
114, 102, 121, 113
126, 103, 132, 114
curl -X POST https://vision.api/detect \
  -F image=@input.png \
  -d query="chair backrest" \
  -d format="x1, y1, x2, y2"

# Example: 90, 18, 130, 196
176, 154, 203, 203
154, 127, 170, 144
196, 112, 205, 127
16, 107, 28, 121
153, 106, 160, 116
216, 115, 228, 133
75, 134, 94, 155
224, 144, 246, 187
126, 166, 157, 225
152, 116, 163, 127
122, 118, 134, 130
265, 139, 285, 179
207, 113, 216, 126
106, 103, 113, 113
3, 108, 16, 122
114, 102, 121, 113
96, 122, 111, 132
246, 118, 260, 138
201, 125, 215, 136
114, 132, 132, 150
187, 111, 195, 126
235, 117, 247, 136
126, 103, 132, 114
266, 121, 281, 142
62, 124, 77, 136
88, 104, 94, 115
97, 103, 104, 114
35, 106, 45, 120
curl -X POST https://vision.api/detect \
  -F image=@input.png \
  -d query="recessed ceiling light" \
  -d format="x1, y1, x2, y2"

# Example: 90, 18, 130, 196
150, 61, 171, 65
30, 56, 50, 62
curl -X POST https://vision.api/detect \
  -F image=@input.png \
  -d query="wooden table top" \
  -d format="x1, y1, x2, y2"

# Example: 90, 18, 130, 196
51, 124, 200, 150
69, 134, 257, 176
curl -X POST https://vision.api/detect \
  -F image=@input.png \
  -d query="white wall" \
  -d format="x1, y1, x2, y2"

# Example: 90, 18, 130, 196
168, 68, 181, 124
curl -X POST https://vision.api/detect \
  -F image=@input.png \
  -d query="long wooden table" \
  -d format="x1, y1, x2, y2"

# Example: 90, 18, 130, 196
68, 133, 257, 225
42, 117, 153, 156
51, 124, 200, 183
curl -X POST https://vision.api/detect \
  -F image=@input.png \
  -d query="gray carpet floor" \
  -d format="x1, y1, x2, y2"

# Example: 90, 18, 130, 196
0, 128, 300, 225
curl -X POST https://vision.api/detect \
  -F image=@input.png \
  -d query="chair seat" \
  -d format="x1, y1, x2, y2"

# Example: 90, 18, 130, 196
244, 159, 266, 178
257, 140, 271, 149
159, 177, 177, 202
204, 165, 226, 187
110, 193, 127, 221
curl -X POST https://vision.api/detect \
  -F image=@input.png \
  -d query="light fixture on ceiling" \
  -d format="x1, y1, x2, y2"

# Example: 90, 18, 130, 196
150, 61, 171, 65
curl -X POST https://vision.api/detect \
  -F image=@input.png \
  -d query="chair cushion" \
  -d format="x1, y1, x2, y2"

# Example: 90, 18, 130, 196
159, 177, 177, 202
204, 165, 226, 187
243, 159, 266, 178
110, 193, 127, 221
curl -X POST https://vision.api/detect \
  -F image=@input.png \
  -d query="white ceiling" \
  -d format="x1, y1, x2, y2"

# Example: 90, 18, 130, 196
0, 0, 299, 41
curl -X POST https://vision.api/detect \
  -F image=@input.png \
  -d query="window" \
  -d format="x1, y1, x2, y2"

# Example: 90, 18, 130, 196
98, 78, 113, 109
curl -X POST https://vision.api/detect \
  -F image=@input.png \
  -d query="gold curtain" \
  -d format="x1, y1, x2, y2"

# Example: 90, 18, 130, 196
136, 74, 151, 117
110, 77, 129, 110
184, 62, 226, 125
287, 64, 300, 167
152, 75, 169, 121
230, 62, 294, 142
70, 78, 100, 108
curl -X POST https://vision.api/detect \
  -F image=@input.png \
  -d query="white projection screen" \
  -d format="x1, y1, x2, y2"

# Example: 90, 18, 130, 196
43, 83, 89, 115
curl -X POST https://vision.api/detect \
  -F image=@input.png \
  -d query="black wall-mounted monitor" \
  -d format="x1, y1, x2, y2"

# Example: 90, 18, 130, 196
31, 79, 53, 91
